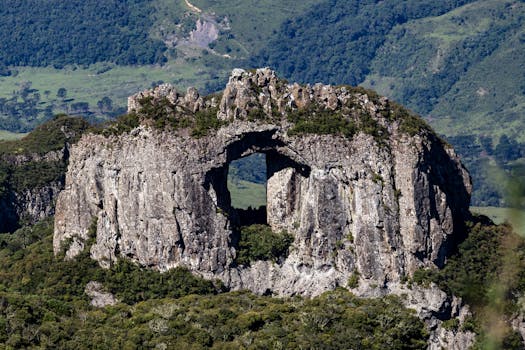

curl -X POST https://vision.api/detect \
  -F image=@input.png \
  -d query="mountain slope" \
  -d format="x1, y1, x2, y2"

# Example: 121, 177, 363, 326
259, 0, 477, 86
362, 0, 525, 141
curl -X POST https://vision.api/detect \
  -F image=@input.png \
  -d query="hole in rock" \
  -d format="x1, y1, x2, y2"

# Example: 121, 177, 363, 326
204, 130, 311, 235
227, 153, 268, 226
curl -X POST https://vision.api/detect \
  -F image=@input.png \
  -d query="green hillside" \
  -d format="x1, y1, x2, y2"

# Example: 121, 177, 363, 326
362, 0, 525, 141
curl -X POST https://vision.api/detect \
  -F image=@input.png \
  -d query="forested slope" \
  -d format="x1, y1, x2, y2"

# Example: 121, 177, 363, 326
0, 0, 166, 69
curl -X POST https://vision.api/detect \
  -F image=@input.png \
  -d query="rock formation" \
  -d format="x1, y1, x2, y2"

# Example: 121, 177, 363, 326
53, 68, 474, 347
0, 116, 88, 232
84, 281, 118, 308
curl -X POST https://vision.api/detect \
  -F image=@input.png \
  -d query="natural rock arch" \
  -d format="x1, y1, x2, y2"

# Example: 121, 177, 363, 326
205, 129, 312, 228
54, 68, 471, 298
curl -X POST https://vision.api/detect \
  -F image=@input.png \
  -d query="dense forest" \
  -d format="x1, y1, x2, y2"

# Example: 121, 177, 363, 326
257, 0, 477, 86
0, 0, 166, 69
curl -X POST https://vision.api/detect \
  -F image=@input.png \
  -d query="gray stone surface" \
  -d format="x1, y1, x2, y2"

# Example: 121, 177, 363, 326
54, 68, 474, 348
85, 281, 118, 308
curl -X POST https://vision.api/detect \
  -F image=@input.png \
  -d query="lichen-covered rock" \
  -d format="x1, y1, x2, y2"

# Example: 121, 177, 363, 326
85, 281, 118, 308
511, 312, 525, 347
54, 68, 473, 346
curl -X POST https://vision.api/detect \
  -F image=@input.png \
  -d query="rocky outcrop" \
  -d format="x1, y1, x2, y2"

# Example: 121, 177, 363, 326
54, 68, 473, 346
85, 281, 118, 308
0, 116, 88, 233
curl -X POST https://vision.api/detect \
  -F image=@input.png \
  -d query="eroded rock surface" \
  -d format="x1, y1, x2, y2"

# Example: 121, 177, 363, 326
54, 68, 473, 347
85, 281, 118, 308
0, 117, 87, 232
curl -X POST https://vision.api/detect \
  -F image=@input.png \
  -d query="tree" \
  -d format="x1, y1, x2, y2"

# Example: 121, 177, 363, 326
495, 134, 520, 163
97, 96, 113, 113
57, 88, 67, 99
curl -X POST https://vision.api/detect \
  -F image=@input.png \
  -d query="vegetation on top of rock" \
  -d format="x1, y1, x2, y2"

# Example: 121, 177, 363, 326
97, 76, 438, 150
286, 95, 432, 143
96, 96, 225, 138
191, 107, 225, 138
235, 224, 294, 266
0, 115, 89, 156
388, 102, 434, 137
287, 106, 357, 139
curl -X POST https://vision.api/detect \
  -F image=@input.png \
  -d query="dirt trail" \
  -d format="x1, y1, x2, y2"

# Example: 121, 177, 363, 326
184, 0, 202, 13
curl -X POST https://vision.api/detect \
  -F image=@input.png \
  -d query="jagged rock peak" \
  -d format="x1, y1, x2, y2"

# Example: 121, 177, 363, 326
217, 67, 390, 121
127, 68, 397, 127
128, 83, 210, 114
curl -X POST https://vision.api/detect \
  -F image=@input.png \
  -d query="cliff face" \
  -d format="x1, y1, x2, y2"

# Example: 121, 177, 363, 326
0, 151, 64, 232
0, 116, 88, 232
54, 68, 472, 297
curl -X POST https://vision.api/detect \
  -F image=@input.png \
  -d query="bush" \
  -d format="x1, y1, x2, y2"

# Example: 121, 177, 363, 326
287, 106, 357, 139
235, 224, 294, 266
347, 271, 360, 289
191, 107, 223, 138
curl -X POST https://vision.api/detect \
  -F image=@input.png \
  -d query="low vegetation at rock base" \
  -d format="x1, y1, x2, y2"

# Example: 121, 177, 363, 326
0, 218, 428, 348
235, 224, 294, 266
411, 216, 525, 348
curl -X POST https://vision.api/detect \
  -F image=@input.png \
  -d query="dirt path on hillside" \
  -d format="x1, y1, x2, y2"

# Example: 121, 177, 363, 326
184, 0, 202, 13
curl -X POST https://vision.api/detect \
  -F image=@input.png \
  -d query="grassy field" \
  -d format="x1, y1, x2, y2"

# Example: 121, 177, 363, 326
0, 60, 229, 111
228, 178, 266, 209
471, 206, 525, 236
0, 130, 27, 141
